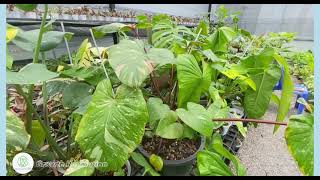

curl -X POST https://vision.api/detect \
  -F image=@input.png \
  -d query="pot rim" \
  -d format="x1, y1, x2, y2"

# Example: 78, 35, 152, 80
138, 136, 206, 166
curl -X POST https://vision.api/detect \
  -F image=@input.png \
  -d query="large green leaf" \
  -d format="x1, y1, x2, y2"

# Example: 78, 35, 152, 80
152, 20, 194, 48
6, 110, 30, 153
7, 63, 59, 85
196, 20, 209, 36
244, 65, 281, 118
155, 110, 184, 139
92, 23, 132, 38
285, 113, 314, 176
130, 152, 160, 176
6, 47, 13, 70
12, 29, 73, 52
177, 54, 211, 108
208, 26, 236, 53
240, 48, 275, 71
209, 133, 246, 176
197, 150, 233, 176
108, 39, 175, 88
46, 78, 74, 98
176, 102, 214, 137
146, 97, 170, 130
61, 66, 106, 86
273, 54, 294, 132
15, 4, 37, 12
75, 79, 149, 171
64, 159, 95, 176
62, 82, 93, 110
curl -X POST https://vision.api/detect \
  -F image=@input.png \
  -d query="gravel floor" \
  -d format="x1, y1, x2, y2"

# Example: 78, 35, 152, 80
237, 92, 302, 176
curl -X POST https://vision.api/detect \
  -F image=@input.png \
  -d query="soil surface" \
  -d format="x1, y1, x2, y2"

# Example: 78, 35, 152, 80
142, 136, 200, 161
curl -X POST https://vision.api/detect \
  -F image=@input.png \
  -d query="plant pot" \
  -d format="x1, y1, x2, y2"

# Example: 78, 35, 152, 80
50, 13, 60, 20
105, 16, 112, 22
10, 11, 21, 19
63, 14, 72, 20
98, 16, 104, 21
138, 136, 206, 176
71, 14, 79, 21
78, 15, 87, 21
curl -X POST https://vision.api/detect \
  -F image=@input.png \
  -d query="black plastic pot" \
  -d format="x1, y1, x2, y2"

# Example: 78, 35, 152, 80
138, 136, 206, 176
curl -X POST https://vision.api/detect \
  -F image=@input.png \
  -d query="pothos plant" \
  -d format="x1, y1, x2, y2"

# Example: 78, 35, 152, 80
5, 4, 314, 176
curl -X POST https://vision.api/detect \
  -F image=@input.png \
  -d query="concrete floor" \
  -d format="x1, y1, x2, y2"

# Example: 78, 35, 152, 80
237, 92, 302, 176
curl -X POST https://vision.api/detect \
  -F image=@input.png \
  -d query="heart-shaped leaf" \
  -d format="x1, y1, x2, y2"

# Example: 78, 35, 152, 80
146, 97, 171, 130
108, 39, 175, 88
177, 54, 212, 108
92, 23, 132, 38
155, 110, 184, 139
208, 26, 236, 53
176, 102, 214, 137
7, 63, 59, 85
75, 79, 149, 171
12, 29, 73, 52
62, 82, 93, 110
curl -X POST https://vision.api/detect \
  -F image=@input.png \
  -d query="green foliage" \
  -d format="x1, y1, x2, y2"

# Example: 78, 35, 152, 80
7, 63, 59, 85
285, 113, 314, 176
75, 79, 149, 172
108, 39, 175, 88
131, 152, 160, 176
92, 23, 132, 38
177, 54, 211, 108
15, 4, 38, 12
6, 110, 30, 153
12, 29, 73, 52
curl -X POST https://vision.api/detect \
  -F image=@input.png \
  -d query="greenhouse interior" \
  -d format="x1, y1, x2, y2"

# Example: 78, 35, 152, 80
6, 4, 314, 176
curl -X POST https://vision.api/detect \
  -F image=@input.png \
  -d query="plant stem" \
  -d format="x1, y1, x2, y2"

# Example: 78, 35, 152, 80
33, 4, 48, 64
212, 118, 288, 126
41, 52, 49, 126
26, 85, 34, 135
168, 65, 175, 104
16, 85, 67, 160
150, 73, 165, 102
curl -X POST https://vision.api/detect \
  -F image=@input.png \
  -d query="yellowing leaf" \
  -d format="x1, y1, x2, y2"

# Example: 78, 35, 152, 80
6, 24, 18, 43
149, 154, 163, 172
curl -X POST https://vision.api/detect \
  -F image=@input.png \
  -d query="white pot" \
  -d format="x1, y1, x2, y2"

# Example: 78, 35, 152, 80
98, 16, 104, 21
123, 17, 129, 22
71, 14, 78, 21
131, 17, 136, 23
51, 13, 60, 20
11, 11, 21, 19
24, 12, 37, 19
105, 16, 111, 22
79, 15, 87, 21
61, 14, 71, 20
88, 15, 95, 21
118, 17, 124, 22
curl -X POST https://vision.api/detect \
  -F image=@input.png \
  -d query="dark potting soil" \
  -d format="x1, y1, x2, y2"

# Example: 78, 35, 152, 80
142, 136, 200, 161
